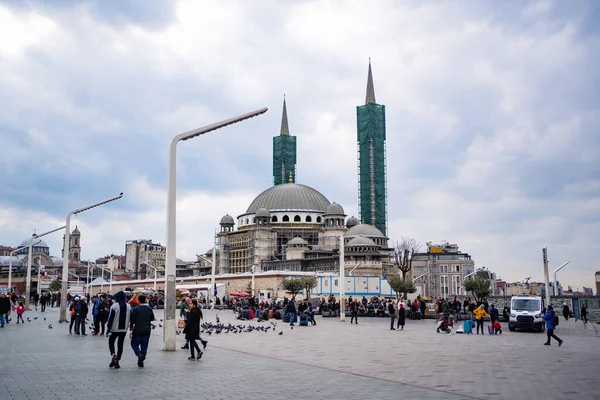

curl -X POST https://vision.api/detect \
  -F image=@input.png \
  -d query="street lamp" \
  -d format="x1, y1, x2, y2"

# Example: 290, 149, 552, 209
553, 261, 569, 296
349, 262, 363, 276
59, 193, 123, 322
24, 225, 65, 310
141, 261, 158, 290
339, 234, 345, 322
210, 231, 217, 310
95, 265, 113, 294
461, 267, 484, 296
163, 107, 268, 351
412, 271, 429, 283
8, 240, 40, 293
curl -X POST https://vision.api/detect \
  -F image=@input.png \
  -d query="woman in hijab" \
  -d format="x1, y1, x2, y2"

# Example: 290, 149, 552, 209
106, 291, 131, 369
184, 299, 203, 361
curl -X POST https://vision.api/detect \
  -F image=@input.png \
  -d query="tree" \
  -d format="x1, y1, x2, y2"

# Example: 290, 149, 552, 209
282, 278, 304, 299
302, 277, 317, 299
464, 276, 491, 299
392, 237, 421, 279
387, 275, 416, 299
48, 279, 62, 292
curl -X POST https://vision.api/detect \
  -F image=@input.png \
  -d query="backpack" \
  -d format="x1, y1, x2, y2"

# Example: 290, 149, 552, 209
552, 312, 559, 327
97, 301, 108, 314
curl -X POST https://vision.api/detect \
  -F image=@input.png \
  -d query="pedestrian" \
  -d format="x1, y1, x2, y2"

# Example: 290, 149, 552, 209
69, 297, 79, 334
581, 304, 588, 324
0, 292, 11, 327
397, 298, 406, 330
473, 304, 489, 335
184, 299, 203, 361
130, 294, 155, 368
542, 305, 563, 347
562, 303, 570, 321
489, 304, 499, 332
14, 302, 25, 324
40, 292, 47, 312
96, 295, 109, 335
388, 300, 396, 330
492, 319, 503, 335
76, 296, 89, 336
179, 297, 191, 350
285, 297, 297, 327
91, 295, 100, 336
350, 299, 359, 324
107, 291, 131, 369
33, 292, 39, 308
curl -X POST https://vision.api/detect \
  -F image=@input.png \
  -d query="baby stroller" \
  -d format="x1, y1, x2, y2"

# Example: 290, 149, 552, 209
436, 314, 453, 334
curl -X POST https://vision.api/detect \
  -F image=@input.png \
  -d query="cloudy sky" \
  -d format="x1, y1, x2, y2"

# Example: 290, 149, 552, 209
1, 0, 598, 291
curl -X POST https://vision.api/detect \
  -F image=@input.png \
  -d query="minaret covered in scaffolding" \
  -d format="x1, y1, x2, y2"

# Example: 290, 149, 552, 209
356, 60, 387, 235
273, 96, 297, 185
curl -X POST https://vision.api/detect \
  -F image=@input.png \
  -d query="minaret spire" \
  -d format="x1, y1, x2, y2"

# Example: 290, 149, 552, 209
280, 95, 289, 135
365, 58, 376, 104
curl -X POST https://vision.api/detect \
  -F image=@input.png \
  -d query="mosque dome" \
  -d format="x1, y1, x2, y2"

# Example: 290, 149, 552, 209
245, 183, 330, 213
220, 214, 235, 225
287, 237, 309, 246
347, 236, 377, 246
19, 236, 49, 249
346, 216, 359, 228
345, 223, 386, 238
255, 207, 271, 218
325, 202, 345, 216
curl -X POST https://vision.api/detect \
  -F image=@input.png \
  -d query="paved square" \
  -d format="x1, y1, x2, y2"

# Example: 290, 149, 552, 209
0, 306, 598, 400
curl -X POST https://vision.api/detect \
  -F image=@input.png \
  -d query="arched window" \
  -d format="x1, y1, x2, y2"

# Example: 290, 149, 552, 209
294, 215, 301, 222
306, 216, 312, 222
245, 218, 249, 225
271, 216, 278, 222
316, 216, 322, 223
282, 215, 290, 222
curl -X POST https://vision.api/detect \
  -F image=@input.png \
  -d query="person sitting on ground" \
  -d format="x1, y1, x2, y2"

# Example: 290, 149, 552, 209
492, 319, 502, 335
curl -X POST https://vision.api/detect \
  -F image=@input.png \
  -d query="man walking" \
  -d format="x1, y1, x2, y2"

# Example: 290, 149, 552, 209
107, 291, 131, 369
350, 299, 359, 324
581, 304, 588, 324
75, 296, 89, 336
0, 293, 10, 328
130, 295, 155, 368
388, 300, 396, 330
542, 305, 563, 347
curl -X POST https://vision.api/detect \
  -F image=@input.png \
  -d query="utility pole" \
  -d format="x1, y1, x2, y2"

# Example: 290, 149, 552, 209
542, 248, 550, 307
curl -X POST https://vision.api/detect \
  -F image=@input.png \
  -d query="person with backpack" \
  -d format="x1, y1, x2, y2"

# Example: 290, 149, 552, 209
76, 296, 89, 336
96, 295, 109, 335
542, 305, 563, 347
107, 291, 131, 369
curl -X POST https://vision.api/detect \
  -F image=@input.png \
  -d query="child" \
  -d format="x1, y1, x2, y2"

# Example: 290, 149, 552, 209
493, 319, 502, 335
15, 302, 25, 324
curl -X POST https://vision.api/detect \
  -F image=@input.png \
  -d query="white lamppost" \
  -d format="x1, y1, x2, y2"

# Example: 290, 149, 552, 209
339, 234, 345, 322
86, 261, 93, 297
210, 231, 217, 310
24, 225, 65, 310
461, 267, 484, 296
59, 194, 123, 322
141, 261, 158, 290
9, 240, 40, 293
553, 261, 569, 296
163, 107, 268, 351
95, 265, 113, 294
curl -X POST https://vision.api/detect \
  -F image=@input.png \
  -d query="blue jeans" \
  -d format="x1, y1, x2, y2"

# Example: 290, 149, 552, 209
131, 334, 150, 357
288, 312, 296, 326
0, 313, 6, 325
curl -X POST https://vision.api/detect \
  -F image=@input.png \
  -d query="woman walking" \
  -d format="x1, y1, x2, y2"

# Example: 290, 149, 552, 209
396, 299, 406, 330
184, 299, 203, 361
473, 304, 489, 335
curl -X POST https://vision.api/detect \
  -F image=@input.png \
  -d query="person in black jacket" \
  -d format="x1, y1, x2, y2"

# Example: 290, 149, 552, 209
388, 300, 396, 330
76, 296, 89, 336
0, 293, 11, 327
489, 304, 499, 326
130, 295, 155, 367
184, 299, 203, 361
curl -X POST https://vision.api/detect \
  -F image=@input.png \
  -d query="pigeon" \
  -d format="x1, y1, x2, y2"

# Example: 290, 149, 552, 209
34, 317, 38, 320
151, 325, 156, 330
159, 324, 163, 327
278, 331, 283, 335
48, 324, 53, 329
44, 318, 46, 321
290, 326, 293, 330
216, 316, 220, 324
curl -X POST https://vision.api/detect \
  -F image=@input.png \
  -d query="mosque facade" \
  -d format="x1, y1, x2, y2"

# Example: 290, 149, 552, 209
217, 62, 392, 278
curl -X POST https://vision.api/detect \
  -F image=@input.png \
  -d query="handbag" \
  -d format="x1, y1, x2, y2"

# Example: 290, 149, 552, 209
177, 319, 186, 329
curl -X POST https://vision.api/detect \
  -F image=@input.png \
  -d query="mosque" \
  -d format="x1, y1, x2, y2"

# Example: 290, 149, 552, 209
216, 61, 392, 278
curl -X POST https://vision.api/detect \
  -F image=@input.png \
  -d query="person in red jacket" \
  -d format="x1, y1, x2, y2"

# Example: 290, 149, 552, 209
492, 319, 502, 335
14, 302, 25, 323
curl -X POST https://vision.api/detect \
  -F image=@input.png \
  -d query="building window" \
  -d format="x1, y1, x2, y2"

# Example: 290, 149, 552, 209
271, 216, 278, 222
294, 215, 301, 222
306, 216, 312, 222
245, 218, 249, 225
440, 265, 448, 273
316, 216, 322, 223
282, 215, 289, 222
440, 275, 449, 296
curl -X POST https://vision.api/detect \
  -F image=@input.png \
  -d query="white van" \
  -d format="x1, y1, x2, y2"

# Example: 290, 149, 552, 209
508, 295, 545, 332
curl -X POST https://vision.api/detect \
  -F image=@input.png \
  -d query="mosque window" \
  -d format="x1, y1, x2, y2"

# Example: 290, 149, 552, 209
306, 216, 312, 222
245, 218, 249, 225
271, 216, 278, 222
282, 215, 289, 222
316, 216, 322, 223
294, 215, 301, 222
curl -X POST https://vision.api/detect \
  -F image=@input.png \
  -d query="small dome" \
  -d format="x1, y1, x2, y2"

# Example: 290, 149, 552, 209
220, 214, 235, 225
325, 202, 345, 216
347, 236, 377, 246
287, 237, 309, 246
255, 207, 270, 218
345, 223, 386, 238
346, 216, 359, 228
72, 225, 80, 234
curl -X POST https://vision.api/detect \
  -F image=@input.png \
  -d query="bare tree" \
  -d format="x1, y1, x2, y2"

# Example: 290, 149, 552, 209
392, 237, 421, 279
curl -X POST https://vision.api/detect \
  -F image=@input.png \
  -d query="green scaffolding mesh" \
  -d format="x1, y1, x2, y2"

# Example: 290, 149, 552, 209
273, 135, 297, 185
356, 103, 387, 235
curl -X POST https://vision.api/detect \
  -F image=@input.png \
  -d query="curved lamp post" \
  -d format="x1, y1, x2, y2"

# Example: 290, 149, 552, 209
9, 240, 40, 294
59, 193, 123, 322
163, 107, 268, 351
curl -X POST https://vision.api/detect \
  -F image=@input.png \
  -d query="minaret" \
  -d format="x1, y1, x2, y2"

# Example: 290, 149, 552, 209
273, 96, 297, 185
356, 60, 387, 235
69, 226, 81, 262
